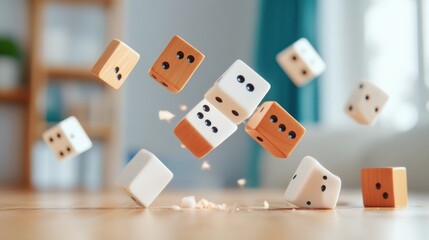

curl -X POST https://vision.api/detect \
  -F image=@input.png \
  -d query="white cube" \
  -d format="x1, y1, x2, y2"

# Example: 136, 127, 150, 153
42, 116, 92, 160
276, 38, 326, 87
116, 149, 173, 207
204, 59, 271, 125
345, 81, 389, 125
284, 156, 341, 209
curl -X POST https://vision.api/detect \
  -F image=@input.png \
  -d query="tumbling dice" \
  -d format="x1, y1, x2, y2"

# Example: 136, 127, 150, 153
174, 99, 237, 158
284, 156, 341, 209
42, 116, 92, 160
345, 81, 389, 125
276, 38, 326, 87
245, 101, 305, 158
204, 60, 271, 125
91, 39, 140, 89
361, 167, 408, 208
115, 149, 173, 207
149, 35, 205, 93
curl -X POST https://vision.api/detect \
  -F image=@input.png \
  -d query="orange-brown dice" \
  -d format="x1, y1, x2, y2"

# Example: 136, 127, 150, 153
91, 39, 140, 89
361, 167, 408, 208
245, 101, 306, 158
149, 35, 205, 93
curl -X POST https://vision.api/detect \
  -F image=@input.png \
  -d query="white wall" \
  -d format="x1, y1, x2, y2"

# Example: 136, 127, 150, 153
123, 0, 260, 188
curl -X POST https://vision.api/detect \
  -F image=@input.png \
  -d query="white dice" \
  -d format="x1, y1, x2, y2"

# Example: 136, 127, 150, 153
345, 81, 389, 125
284, 156, 341, 209
115, 149, 173, 207
276, 38, 326, 87
42, 116, 92, 160
174, 99, 238, 158
204, 60, 271, 125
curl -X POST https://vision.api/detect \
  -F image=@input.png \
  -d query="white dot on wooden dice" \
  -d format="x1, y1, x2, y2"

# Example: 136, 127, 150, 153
276, 38, 326, 87
284, 156, 341, 209
42, 116, 92, 161
345, 81, 389, 125
115, 149, 173, 208
204, 59, 271, 125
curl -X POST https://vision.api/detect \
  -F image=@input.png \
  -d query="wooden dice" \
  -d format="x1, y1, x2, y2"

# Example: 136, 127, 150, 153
91, 39, 140, 89
245, 101, 305, 158
149, 35, 205, 93
361, 167, 408, 208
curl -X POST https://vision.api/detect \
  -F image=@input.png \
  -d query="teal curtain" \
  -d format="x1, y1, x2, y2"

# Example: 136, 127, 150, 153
246, 0, 320, 187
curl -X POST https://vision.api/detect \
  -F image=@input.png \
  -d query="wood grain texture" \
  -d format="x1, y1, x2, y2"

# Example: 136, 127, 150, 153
0, 189, 428, 240
91, 39, 140, 89
361, 167, 408, 207
174, 118, 212, 158
149, 35, 204, 93
245, 101, 306, 158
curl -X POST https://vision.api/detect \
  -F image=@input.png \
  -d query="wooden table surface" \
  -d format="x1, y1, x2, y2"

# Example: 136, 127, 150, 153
0, 189, 428, 240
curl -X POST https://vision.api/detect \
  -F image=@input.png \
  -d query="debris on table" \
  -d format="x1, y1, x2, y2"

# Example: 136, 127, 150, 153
179, 104, 188, 111
201, 161, 211, 170
263, 200, 269, 209
176, 196, 227, 210
237, 178, 246, 188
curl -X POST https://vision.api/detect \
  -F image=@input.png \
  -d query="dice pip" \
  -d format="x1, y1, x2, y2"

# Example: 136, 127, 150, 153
91, 39, 140, 89
174, 99, 237, 159
42, 116, 92, 160
204, 60, 271, 125
284, 156, 341, 209
361, 167, 408, 208
345, 81, 389, 125
149, 35, 205, 93
116, 149, 173, 207
276, 38, 326, 87
245, 101, 305, 158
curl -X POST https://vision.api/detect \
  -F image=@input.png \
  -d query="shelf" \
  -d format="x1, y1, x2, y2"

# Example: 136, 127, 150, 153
37, 121, 112, 140
0, 88, 28, 103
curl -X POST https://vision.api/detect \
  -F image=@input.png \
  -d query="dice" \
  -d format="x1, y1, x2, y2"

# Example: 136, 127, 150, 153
149, 35, 205, 93
174, 99, 237, 158
276, 38, 326, 87
42, 116, 92, 160
91, 39, 140, 89
115, 149, 173, 207
361, 167, 408, 208
245, 101, 305, 158
345, 81, 389, 125
204, 60, 271, 125
284, 156, 341, 209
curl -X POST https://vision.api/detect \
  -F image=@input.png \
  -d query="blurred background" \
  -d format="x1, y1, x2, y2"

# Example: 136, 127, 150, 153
0, 0, 428, 192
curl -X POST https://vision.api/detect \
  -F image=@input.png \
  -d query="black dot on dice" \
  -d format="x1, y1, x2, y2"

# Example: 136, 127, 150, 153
270, 115, 278, 123
116, 74, 122, 81
59, 151, 64, 156
323, 175, 327, 180
365, 95, 370, 100
376, 182, 381, 190
205, 119, 212, 126
302, 69, 307, 75
202, 105, 210, 112
49, 137, 53, 142
246, 83, 254, 92
359, 84, 364, 89
57, 133, 61, 138
288, 131, 296, 139
306, 201, 311, 206
256, 136, 263, 142
278, 124, 286, 132
162, 61, 170, 69
177, 51, 184, 59
232, 110, 239, 116
375, 107, 379, 113
187, 55, 195, 63
349, 105, 353, 111
114, 66, 120, 73
215, 97, 223, 103
237, 75, 245, 83
321, 185, 326, 192
383, 192, 389, 199
212, 127, 218, 133
197, 112, 204, 119
67, 147, 71, 152
293, 174, 297, 179
292, 55, 297, 61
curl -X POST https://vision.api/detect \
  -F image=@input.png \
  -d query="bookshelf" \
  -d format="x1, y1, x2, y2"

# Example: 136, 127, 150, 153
21, 0, 123, 188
